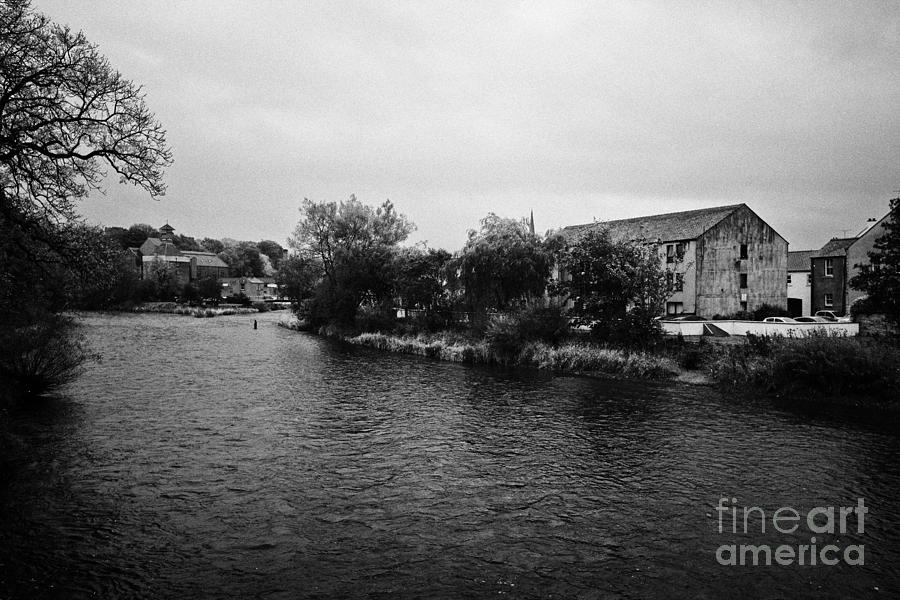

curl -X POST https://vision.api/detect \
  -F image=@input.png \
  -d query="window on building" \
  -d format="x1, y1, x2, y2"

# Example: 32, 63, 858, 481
806, 274, 812, 286
740, 244, 748, 259
666, 302, 683, 315
824, 293, 834, 307
787, 274, 792, 284
675, 273, 684, 292
824, 258, 834, 277
666, 244, 675, 263
740, 301, 748, 312
740, 273, 748, 289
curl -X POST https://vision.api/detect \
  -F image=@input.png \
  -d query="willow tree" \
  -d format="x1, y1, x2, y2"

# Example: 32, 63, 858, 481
449, 214, 554, 327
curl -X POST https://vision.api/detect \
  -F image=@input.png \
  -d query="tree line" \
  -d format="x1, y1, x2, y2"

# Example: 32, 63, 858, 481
280, 195, 677, 347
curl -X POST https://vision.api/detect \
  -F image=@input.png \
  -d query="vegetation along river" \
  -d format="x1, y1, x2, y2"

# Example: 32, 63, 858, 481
2, 311, 900, 599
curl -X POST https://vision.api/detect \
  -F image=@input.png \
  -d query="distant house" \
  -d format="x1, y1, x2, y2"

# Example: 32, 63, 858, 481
220, 277, 279, 301
559, 204, 788, 317
137, 223, 229, 284
810, 212, 893, 315
786, 250, 815, 316
181, 251, 230, 281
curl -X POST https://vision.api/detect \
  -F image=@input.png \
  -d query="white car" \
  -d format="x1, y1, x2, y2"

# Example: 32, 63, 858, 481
763, 316, 798, 323
814, 310, 852, 323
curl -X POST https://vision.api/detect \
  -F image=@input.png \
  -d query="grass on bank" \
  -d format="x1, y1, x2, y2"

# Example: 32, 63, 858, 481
328, 331, 681, 381
130, 302, 286, 317
279, 307, 900, 403
708, 332, 900, 403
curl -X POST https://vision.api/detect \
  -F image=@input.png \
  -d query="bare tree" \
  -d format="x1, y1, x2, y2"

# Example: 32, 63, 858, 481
0, 0, 172, 250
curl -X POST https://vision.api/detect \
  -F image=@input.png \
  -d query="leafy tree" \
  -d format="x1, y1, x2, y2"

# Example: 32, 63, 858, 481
257, 240, 285, 270
449, 214, 554, 325
553, 227, 670, 346
393, 246, 451, 309
276, 254, 319, 303
122, 223, 160, 248
850, 197, 900, 324
200, 237, 225, 254
218, 241, 265, 277
289, 196, 414, 325
172, 234, 201, 251
196, 276, 222, 301
145, 258, 179, 301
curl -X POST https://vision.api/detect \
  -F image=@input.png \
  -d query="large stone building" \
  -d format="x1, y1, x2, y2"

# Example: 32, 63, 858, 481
138, 224, 229, 284
560, 204, 788, 317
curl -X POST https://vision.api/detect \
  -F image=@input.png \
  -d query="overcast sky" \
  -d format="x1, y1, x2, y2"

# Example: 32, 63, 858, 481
36, 0, 900, 251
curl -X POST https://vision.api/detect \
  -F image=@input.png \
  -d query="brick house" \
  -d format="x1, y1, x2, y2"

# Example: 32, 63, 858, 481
559, 204, 788, 317
810, 211, 893, 315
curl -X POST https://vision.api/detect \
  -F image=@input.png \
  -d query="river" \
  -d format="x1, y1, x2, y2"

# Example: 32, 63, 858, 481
1, 311, 899, 598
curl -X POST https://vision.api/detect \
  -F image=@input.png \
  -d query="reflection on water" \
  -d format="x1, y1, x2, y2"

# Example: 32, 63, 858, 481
1, 311, 899, 598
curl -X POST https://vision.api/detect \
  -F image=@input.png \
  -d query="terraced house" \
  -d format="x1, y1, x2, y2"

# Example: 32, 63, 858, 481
560, 204, 788, 317
810, 211, 893, 315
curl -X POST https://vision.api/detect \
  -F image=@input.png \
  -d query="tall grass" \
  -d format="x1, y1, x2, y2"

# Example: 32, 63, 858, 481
130, 303, 258, 318
708, 332, 900, 402
344, 332, 678, 380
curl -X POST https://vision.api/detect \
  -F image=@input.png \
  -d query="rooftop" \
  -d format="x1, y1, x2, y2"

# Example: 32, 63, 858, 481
812, 237, 857, 259
561, 204, 745, 243
787, 250, 816, 271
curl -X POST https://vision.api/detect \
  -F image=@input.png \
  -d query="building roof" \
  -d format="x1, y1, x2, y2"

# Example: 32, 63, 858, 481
181, 251, 229, 268
561, 204, 745, 243
787, 250, 815, 271
812, 237, 857, 259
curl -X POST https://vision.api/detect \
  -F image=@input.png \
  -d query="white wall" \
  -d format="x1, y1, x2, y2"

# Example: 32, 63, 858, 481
661, 321, 859, 337
787, 270, 811, 316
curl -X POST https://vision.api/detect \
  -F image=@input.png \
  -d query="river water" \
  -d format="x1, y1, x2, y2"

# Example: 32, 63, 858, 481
1, 311, 899, 599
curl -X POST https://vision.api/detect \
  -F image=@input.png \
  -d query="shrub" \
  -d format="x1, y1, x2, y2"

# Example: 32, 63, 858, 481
224, 293, 252, 307
709, 333, 900, 402
484, 303, 569, 364
355, 303, 397, 333
0, 314, 99, 398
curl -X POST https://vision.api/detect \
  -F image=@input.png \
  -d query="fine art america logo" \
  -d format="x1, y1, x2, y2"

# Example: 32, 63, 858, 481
714, 497, 867, 566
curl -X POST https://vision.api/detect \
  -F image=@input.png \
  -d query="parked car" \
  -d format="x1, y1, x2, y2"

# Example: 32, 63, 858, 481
763, 317, 798, 323
667, 315, 707, 321
794, 316, 829, 323
814, 310, 851, 323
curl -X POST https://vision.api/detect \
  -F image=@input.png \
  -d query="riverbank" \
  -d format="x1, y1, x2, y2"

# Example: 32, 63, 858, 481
127, 301, 285, 318
277, 316, 900, 403
277, 316, 696, 383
